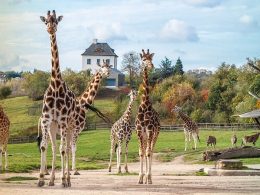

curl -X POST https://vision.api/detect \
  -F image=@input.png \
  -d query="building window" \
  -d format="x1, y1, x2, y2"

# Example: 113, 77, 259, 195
106, 59, 110, 65
87, 59, 91, 64
97, 59, 100, 65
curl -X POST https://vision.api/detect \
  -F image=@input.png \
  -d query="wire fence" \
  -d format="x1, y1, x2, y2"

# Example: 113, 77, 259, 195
8, 122, 259, 145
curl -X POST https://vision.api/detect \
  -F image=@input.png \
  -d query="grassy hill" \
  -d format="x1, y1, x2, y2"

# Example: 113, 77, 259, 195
5, 129, 260, 173
0, 96, 116, 137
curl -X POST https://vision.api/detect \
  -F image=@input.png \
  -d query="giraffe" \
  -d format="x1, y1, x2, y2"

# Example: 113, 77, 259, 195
71, 60, 111, 175
172, 105, 200, 151
38, 10, 77, 187
37, 60, 111, 176
0, 105, 10, 172
135, 49, 160, 184
108, 89, 137, 173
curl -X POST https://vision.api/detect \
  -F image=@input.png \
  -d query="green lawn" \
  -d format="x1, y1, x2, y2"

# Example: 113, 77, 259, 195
3, 129, 260, 173
0, 96, 115, 137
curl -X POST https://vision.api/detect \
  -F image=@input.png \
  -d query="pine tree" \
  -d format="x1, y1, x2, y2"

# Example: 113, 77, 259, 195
174, 57, 184, 75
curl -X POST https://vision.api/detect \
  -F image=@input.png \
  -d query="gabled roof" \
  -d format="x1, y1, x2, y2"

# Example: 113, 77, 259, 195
81, 42, 118, 57
238, 109, 260, 118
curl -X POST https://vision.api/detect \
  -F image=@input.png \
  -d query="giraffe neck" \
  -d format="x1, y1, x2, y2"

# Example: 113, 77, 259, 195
79, 72, 102, 105
142, 66, 150, 102
122, 99, 134, 121
178, 110, 192, 124
50, 34, 62, 82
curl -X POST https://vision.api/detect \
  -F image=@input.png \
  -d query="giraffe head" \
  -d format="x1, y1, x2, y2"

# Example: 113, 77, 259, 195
171, 105, 182, 113
140, 49, 154, 70
98, 59, 112, 77
128, 89, 137, 101
40, 10, 63, 34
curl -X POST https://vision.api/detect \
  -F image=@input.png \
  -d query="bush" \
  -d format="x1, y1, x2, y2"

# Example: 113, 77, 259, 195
0, 86, 12, 99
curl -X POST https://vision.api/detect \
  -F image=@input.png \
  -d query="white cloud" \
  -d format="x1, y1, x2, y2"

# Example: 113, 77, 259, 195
240, 14, 257, 25
160, 19, 199, 42
182, 0, 224, 7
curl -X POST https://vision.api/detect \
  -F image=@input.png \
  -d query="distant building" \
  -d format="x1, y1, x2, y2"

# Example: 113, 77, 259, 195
187, 68, 212, 75
81, 39, 124, 87
0, 72, 7, 83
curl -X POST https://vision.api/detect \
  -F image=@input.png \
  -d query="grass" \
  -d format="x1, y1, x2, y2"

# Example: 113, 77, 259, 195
0, 96, 115, 137
3, 129, 260, 173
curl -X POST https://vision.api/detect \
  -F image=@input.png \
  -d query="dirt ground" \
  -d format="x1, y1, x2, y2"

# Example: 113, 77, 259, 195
0, 155, 260, 195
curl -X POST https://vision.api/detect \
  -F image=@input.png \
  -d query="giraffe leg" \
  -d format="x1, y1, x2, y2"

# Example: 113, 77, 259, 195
184, 130, 188, 151
38, 125, 48, 187
124, 140, 129, 173
60, 128, 68, 187
48, 129, 56, 186
72, 143, 79, 175
3, 144, 8, 171
145, 130, 153, 184
116, 140, 122, 173
0, 145, 2, 172
108, 137, 115, 172
65, 132, 72, 187
137, 130, 145, 184
192, 133, 197, 150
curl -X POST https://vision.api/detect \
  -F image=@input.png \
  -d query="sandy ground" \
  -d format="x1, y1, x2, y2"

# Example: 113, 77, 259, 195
0, 155, 260, 195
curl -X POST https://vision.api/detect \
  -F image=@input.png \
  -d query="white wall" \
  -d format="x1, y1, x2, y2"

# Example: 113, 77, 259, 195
82, 55, 117, 72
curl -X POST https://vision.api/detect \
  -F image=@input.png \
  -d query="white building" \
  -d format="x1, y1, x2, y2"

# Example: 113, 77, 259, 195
81, 39, 124, 87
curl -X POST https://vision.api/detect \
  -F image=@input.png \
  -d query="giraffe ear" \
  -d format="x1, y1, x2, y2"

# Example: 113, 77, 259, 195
57, 16, 63, 22
150, 53, 154, 58
140, 53, 143, 58
40, 16, 46, 23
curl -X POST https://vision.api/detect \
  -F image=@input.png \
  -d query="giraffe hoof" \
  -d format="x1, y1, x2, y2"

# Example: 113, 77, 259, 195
48, 181, 55, 186
138, 180, 143, 184
38, 180, 45, 187
45, 171, 50, 175
74, 170, 80, 175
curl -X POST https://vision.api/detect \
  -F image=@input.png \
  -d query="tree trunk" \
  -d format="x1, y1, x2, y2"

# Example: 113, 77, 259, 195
203, 146, 260, 161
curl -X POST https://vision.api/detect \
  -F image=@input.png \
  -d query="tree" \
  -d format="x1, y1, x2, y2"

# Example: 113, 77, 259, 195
159, 57, 173, 78
63, 69, 91, 96
23, 70, 50, 100
0, 86, 12, 99
174, 57, 184, 75
121, 51, 141, 88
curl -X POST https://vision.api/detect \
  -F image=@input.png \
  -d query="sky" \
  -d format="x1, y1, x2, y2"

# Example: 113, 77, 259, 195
0, 0, 260, 72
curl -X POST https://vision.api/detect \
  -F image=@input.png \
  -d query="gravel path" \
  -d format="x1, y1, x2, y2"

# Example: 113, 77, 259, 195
0, 155, 260, 195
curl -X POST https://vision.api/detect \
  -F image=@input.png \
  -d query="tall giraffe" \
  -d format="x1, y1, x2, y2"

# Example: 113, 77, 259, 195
71, 61, 111, 175
135, 49, 160, 184
0, 105, 10, 172
108, 89, 137, 173
38, 10, 77, 187
37, 61, 111, 176
172, 105, 200, 151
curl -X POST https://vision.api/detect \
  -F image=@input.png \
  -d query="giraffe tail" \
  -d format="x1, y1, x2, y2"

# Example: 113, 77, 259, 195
197, 135, 200, 142
36, 117, 42, 153
115, 143, 118, 153
84, 103, 112, 124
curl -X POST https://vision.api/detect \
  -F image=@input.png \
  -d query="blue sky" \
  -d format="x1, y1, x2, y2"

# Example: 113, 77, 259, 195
0, 0, 260, 72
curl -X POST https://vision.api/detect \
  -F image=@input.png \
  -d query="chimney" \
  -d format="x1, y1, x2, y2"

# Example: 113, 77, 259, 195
93, 38, 98, 44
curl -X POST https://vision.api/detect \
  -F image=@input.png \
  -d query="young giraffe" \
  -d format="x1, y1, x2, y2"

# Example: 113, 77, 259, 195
172, 105, 200, 151
0, 105, 10, 172
38, 10, 77, 187
108, 89, 137, 173
135, 49, 160, 184
37, 61, 111, 176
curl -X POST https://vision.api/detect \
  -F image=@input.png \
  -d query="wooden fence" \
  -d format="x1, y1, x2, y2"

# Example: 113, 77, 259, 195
8, 122, 259, 145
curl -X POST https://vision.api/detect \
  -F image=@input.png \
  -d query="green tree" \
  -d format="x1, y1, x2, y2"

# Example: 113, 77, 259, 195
121, 51, 141, 88
174, 57, 184, 75
0, 86, 12, 99
23, 70, 50, 100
